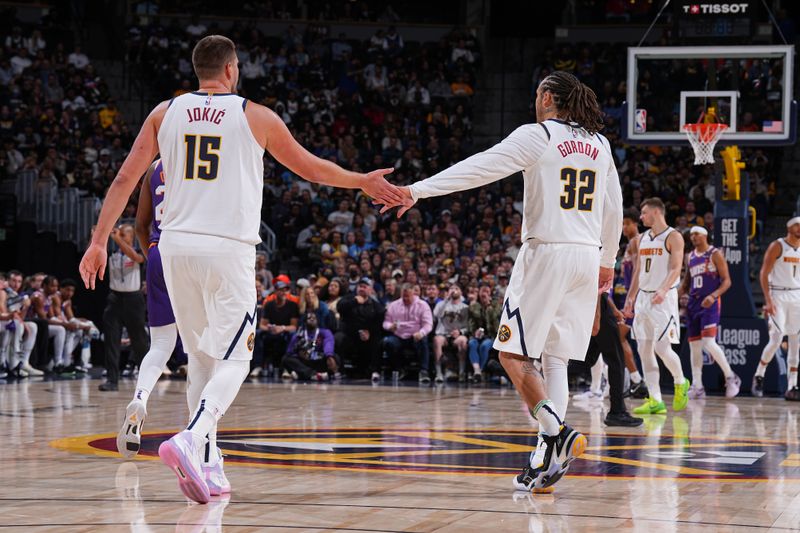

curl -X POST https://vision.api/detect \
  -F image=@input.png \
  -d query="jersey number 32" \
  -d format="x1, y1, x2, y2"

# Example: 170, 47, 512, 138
560, 168, 595, 211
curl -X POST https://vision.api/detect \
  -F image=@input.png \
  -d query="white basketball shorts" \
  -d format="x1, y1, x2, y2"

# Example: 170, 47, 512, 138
159, 231, 257, 361
768, 290, 800, 336
493, 241, 599, 362
632, 287, 680, 343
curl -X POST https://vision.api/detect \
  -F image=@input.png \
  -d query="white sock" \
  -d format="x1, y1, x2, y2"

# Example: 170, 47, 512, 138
187, 351, 216, 416
187, 358, 249, 439
532, 399, 562, 436
654, 338, 685, 385
133, 324, 177, 406
542, 354, 569, 420
640, 340, 662, 402
689, 340, 704, 386
756, 329, 784, 378
702, 337, 733, 379
590, 359, 604, 394
630, 370, 642, 384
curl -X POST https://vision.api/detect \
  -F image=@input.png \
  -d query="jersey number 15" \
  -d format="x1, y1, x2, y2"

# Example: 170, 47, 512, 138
560, 168, 595, 211
184, 134, 221, 180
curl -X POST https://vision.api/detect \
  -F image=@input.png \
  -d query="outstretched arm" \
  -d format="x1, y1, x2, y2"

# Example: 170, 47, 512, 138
382, 124, 549, 217
246, 103, 403, 205
79, 102, 167, 289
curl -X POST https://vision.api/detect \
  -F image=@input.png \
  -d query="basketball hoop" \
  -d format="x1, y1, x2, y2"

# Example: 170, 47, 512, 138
683, 123, 728, 165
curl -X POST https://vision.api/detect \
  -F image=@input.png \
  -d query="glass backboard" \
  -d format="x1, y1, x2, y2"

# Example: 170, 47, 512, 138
623, 45, 795, 145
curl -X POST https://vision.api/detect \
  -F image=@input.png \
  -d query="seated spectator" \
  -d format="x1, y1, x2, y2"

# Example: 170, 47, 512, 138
467, 285, 500, 383
323, 278, 344, 327
382, 283, 433, 382
252, 280, 299, 377
281, 312, 339, 381
432, 284, 469, 383
335, 277, 385, 381
263, 274, 299, 303
298, 286, 332, 330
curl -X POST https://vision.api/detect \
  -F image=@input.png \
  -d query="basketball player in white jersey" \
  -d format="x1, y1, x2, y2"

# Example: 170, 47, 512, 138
380, 71, 623, 491
752, 216, 800, 401
623, 198, 690, 415
79, 35, 403, 504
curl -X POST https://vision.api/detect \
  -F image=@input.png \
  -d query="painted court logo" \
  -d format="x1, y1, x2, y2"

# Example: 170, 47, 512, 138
50, 427, 800, 482
498, 325, 512, 343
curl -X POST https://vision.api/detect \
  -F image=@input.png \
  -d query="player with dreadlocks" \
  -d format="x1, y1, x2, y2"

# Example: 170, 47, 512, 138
378, 71, 623, 492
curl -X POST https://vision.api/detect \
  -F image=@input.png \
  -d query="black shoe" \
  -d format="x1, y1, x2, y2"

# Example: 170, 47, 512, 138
418, 370, 431, 384
630, 381, 649, 399
59, 365, 77, 376
471, 372, 483, 384
752, 375, 765, 397
99, 381, 118, 391
786, 387, 800, 401
604, 411, 644, 427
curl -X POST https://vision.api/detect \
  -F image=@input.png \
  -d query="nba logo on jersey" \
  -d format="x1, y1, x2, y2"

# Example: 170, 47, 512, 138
634, 109, 647, 133
204, 94, 212, 106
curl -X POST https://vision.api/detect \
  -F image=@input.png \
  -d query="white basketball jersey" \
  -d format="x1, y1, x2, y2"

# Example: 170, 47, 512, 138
521, 119, 616, 246
769, 238, 800, 290
157, 92, 264, 245
637, 227, 676, 291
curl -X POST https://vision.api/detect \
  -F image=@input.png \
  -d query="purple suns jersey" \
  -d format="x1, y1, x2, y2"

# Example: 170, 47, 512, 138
622, 238, 637, 290
688, 247, 720, 301
149, 160, 165, 245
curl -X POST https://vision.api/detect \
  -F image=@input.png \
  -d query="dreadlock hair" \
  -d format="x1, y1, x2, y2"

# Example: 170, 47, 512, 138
539, 71, 604, 135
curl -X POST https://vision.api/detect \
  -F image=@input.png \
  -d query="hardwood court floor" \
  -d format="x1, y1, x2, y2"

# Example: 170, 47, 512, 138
2, 376, 800, 532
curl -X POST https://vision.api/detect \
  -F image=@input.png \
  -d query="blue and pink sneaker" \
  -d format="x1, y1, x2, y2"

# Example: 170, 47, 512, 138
203, 449, 231, 496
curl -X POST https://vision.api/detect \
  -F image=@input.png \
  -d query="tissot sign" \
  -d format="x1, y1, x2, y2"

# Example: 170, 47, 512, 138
682, 3, 750, 15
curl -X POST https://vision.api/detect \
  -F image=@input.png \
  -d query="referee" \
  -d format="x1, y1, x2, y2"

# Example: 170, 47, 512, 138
586, 294, 642, 427
99, 224, 149, 391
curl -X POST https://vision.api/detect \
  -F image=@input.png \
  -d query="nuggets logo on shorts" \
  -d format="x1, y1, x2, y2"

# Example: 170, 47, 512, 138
247, 332, 255, 352
498, 324, 512, 342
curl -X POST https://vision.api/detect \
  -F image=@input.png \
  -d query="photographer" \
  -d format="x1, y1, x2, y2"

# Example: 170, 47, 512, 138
281, 312, 339, 381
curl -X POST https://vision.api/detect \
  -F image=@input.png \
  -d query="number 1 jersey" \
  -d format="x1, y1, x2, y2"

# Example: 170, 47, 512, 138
157, 92, 265, 245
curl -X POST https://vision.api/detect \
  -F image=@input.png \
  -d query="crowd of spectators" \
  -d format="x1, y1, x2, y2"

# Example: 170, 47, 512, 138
132, 1, 455, 25
1, 12, 791, 385
0, 16, 132, 198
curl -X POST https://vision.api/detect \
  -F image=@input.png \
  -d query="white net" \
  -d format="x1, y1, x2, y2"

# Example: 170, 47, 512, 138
683, 123, 728, 165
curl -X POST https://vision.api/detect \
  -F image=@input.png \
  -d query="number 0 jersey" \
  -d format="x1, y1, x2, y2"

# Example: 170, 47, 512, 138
637, 227, 676, 292
769, 238, 800, 290
408, 118, 623, 267
157, 92, 264, 245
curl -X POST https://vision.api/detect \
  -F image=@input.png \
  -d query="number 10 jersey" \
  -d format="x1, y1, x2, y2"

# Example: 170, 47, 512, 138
157, 92, 265, 246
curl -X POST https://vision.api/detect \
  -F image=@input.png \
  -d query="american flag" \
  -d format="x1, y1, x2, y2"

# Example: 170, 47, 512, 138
763, 120, 783, 133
